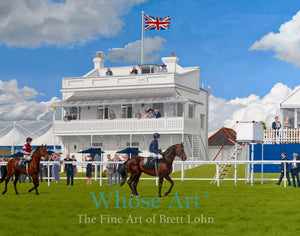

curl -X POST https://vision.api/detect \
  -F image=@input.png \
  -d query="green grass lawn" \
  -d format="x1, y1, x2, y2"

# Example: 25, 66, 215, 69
0, 165, 299, 236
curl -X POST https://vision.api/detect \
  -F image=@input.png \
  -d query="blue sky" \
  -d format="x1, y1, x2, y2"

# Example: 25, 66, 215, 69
0, 0, 300, 132
0, 0, 299, 102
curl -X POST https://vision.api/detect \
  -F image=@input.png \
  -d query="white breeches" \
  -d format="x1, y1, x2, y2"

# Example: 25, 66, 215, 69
149, 153, 163, 159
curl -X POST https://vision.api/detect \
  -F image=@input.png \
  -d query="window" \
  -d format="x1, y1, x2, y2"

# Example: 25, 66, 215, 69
121, 104, 133, 118
200, 114, 205, 129
176, 103, 183, 117
97, 106, 104, 119
188, 104, 194, 118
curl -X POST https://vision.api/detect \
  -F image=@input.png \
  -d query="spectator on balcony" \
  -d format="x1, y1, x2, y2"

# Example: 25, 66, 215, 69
70, 112, 77, 120
108, 109, 116, 120
106, 67, 113, 76
272, 116, 281, 141
148, 109, 154, 118
135, 109, 142, 119
160, 64, 168, 73
64, 112, 71, 121
142, 110, 148, 118
276, 151, 291, 186
154, 108, 162, 118
130, 66, 138, 74
283, 117, 291, 129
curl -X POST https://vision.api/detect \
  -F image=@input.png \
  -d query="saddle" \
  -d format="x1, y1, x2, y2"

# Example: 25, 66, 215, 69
18, 159, 29, 169
141, 157, 157, 169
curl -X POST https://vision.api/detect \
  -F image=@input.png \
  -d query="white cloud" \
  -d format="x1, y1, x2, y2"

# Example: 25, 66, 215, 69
0, 0, 145, 47
250, 11, 300, 67
0, 79, 38, 103
103, 36, 166, 63
209, 83, 293, 135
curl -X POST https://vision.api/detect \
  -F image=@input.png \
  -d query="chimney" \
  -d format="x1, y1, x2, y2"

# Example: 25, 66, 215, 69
161, 51, 179, 73
93, 51, 105, 70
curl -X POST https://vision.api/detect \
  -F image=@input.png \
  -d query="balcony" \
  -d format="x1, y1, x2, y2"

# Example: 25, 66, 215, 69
53, 117, 201, 136
264, 129, 300, 144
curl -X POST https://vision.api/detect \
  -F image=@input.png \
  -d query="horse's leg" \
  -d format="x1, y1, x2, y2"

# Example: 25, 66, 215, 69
158, 177, 164, 197
2, 172, 13, 195
13, 172, 20, 195
33, 175, 39, 195
133, 173, 141, 197
127, 175, 135, 198
164, 175, 174, 196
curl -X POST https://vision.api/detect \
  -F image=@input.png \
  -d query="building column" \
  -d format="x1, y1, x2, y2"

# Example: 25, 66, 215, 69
294, 109, 298, 128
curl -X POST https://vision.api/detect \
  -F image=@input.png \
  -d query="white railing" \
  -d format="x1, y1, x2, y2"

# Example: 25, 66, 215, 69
62, 73, 174, 89
54, 117, 184, 135
264, 129, 300, 144
0, 160, 294, 188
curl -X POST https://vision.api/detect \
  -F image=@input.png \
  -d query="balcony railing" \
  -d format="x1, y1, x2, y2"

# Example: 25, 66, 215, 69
53, 117, 186, 135
264, 129, 300, 144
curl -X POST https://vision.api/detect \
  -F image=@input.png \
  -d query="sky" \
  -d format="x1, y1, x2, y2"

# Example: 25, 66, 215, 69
0, 0, 300, 134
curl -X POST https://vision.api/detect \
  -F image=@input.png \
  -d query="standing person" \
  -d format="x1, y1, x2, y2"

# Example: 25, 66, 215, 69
148, 109, 154, 118
63, 154, 74, 186
160, 64, 168, 73
53, 153, 61, 185
276, 152, 291, 186
94, 153, 101, 178
39, 157, 45, 182
113, 154, 121, 185
154, 108, 161, 118
0, 156, 7, 179
106, 154, 114, 186
106, 67, 113, 76
135, 109, 141, 119
85, 155, 93, 185
70, 112, 77, 120
72, 155, 77, 179
130, 66, 138, 74
290, 153, 300, 188
272, 116, 281, 142
108, 109, 116, 120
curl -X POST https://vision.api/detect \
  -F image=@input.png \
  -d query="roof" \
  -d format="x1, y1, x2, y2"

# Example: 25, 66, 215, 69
0, 127, 27, 147
281, 87, 300, 108
208, 127, 237, 146
52, 87, 190, 107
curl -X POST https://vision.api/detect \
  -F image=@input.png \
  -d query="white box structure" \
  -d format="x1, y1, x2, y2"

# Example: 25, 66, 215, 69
236, 121, 264, 143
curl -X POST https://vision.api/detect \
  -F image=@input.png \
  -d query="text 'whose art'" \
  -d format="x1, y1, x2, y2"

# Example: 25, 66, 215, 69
90, 190, 209, 209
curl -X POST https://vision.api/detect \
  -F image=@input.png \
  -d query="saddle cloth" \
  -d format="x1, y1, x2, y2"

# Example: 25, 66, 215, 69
142, 157, 157, 169
18, 159, 28, 169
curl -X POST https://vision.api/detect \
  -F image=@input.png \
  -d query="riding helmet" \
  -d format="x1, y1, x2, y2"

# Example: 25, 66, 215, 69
153, 133, 160, 139
26, 137, 32, 142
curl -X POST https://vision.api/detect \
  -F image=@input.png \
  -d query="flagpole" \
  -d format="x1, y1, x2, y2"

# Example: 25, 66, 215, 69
141, 11, 144, 65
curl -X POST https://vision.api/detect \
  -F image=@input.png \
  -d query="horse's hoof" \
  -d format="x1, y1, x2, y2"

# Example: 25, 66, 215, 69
135, 195, 140, 198
2, 191, 6, 195
36, 192, 39, 195
15, 192, 19, 195
164, 192, 169, 196
158, 194, 162, 197
130, 194, 134, 198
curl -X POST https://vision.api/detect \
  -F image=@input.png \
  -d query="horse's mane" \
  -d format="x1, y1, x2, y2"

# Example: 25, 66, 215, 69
31, 146, 42, 158
163, 144, 178, 156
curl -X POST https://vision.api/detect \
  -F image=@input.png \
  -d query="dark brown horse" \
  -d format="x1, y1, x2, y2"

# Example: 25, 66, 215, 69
0, 145, 48, 195
119, 143, 187, 197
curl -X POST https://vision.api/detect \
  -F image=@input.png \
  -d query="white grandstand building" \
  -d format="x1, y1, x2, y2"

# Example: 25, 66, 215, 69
51, 52, 210, 161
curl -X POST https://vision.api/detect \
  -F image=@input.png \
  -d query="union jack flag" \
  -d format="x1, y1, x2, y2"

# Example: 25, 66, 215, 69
144, 15, 171, 30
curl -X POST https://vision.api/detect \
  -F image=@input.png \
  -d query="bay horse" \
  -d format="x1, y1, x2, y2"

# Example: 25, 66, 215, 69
0, 145, 48, 195
119, 143, 187, 197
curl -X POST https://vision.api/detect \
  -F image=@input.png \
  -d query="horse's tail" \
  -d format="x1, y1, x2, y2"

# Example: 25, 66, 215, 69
119, 161, 128, 186
0, 166, 7, 183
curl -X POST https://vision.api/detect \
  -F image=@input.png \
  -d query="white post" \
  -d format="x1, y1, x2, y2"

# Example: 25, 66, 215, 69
141, 11, 145, 65
216, 163, 220, 187
95, 163, 98, 181
295, 109, 298, 129
100, 162, 103, 186
181, 162, 184, 181
245, 144, 248, 184
251, 143, 254, 186
234, 143, 238, 186
261, 143, 264, 184
47, 163, 50, 186
156, 177, 158, 186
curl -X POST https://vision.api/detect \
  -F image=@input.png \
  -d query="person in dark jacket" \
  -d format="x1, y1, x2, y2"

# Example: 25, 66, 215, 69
149, 133, 163, 159
63, 154, 74, 185
290, 153, 300, 187
276, 152, 291, 186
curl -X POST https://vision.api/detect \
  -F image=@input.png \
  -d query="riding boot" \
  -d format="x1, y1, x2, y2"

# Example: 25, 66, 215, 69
26, 162, 29, 175
154, 159, 158, 177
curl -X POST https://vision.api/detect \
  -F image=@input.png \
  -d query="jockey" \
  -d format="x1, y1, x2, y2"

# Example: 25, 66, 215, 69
22, 137, 33, 162
149, 133, 163, 159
